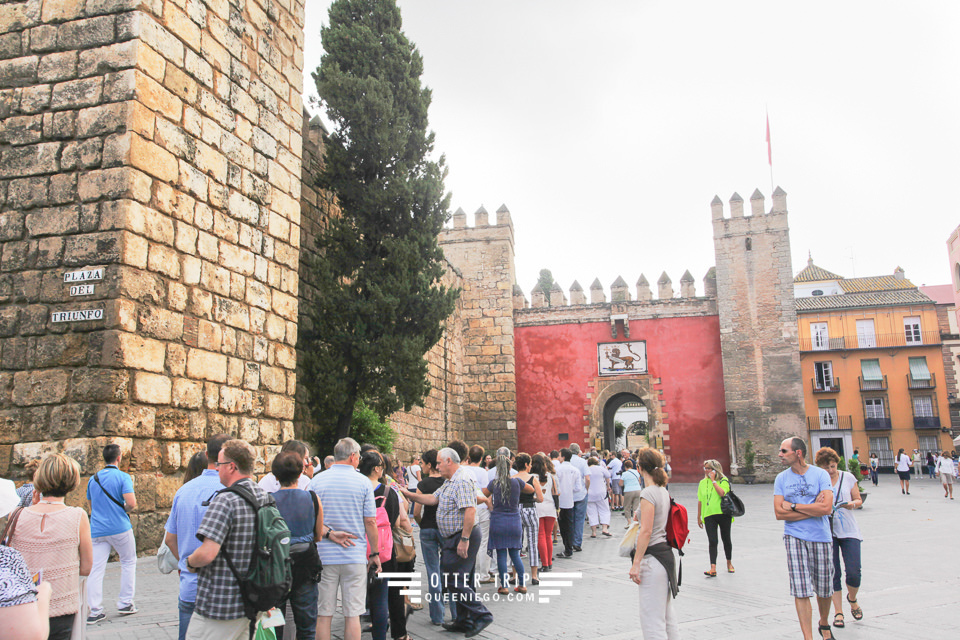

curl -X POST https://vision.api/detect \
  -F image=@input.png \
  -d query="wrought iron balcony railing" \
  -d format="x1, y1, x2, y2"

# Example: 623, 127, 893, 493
800, 331, 941, 352
812, 377, 840, 393
807, 415, 853, 431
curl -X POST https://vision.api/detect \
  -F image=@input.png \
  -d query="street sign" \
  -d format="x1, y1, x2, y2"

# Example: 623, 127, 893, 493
69, 284, 95, 296
63, 268, 104, 283
51, 309, 104, 322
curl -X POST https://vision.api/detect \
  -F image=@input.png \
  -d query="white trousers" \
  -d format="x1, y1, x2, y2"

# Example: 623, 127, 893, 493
87, 529, 137, 614
587, 498, 611, 526
474, 507, 492, 575
637, 556, 681, 640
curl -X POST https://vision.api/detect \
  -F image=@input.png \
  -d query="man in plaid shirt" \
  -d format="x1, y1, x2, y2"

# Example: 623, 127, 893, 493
401, 448, 493, 638
185, 439, 266, 640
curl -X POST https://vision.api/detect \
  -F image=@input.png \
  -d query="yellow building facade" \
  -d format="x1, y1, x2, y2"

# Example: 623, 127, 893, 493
795, 261, 954, 466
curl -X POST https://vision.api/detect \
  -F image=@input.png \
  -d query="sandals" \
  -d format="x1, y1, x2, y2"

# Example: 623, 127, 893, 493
602, 531, 613, 537
848, 594, 863, 620
818, 624, 834, 639
703, 570, 717, 577
833, 612, 845, 628
497, 587, 509, 595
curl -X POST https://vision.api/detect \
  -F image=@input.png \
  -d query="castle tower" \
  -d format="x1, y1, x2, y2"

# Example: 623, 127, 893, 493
610, 276, 629, 302
0, 0, 306, 540
569, 281, 586, 306
590, 278, 605, 304
657, 272, 673, 299
549, 282, 567, 307
680, 270, 695, 297
439, 206, 517, 450
712, 187, 804, 475
636, 274, 652, 301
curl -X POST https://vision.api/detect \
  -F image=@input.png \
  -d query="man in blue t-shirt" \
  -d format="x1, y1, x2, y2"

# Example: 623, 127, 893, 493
773, 437, 835, 640
163, 434, 229, 640
86, 444, 138, 624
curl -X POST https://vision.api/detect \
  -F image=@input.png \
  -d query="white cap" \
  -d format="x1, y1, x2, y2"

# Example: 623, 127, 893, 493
0, 479, 20, 518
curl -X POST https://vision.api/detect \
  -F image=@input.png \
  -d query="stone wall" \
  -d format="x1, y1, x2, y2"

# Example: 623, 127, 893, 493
712, 188, 805, 478
295, 116, 466, 462
0, 0, 306, 549
439, 207, 518, 451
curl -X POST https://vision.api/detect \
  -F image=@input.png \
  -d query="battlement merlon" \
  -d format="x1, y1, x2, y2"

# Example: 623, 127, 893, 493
711, 187, 789, 235
441, 203, 515, 246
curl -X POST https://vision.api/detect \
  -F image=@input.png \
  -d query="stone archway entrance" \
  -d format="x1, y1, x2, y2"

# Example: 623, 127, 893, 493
588, 377, 663, 452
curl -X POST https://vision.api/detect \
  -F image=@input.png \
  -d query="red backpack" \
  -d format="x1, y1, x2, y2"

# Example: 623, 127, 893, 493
665, 497, 689, 586
665, 497, 689, 552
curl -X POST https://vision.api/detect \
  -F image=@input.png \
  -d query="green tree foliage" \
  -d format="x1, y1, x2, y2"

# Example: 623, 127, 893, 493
302, 0, 458, 444
537, 269, 555, 305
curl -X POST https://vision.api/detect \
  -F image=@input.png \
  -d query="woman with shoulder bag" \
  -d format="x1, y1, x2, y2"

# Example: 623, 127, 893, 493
362, 452, 415, 640
270, 451, 324, 640
531, 454, 558, 574
696, 459, 734, 577
815, 447, 863, 630
627, 448, 680, 640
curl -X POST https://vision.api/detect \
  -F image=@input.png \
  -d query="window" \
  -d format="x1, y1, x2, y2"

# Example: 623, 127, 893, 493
864, 397, 885, 419
869, 436, 893, 466
856, 319, 876, 348
814, 362, 834, 390
811, 322, 829, 350
903, 317, 922, 344
745, 238, 752, 250
818, 399, 838, 426
917, 435, 938, 453
812, 289, 823, 296
908, 357, 930, 381
860, 359, 883, 389
913, 396, 934, 417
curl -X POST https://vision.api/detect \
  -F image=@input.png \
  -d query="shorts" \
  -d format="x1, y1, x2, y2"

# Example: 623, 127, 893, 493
610, 481, 623, 495
185, 614, 248, 640
318, 563, 367, 617
897, 471, 911, 481
941, 473, 955, 485
783, 535, 833, 599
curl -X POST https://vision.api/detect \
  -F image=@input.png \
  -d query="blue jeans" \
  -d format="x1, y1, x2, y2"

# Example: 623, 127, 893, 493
178, 599, 195, 640
279, 580, 319, 640
572, 496, 588, 547
420, 527, 455, 624
832, 537, 862, 592
496, 548, 524, 588
369, 568, 390, 640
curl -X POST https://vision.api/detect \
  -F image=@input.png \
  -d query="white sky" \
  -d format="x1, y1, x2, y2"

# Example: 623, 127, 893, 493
302, 1, 960, 296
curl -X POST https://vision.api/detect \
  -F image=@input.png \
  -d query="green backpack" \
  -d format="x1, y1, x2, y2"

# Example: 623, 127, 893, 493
218, 483, 292, 620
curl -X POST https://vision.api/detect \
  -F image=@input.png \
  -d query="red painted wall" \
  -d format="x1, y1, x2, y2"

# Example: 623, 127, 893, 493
515, 316, 729, 482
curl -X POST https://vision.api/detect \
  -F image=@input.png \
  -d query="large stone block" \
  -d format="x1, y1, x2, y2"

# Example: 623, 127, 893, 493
185, 348, 227, 383
12, 369, 69, 406
101, 331, 166, 372
132, 371, 172, 404
70, 369, 129, 402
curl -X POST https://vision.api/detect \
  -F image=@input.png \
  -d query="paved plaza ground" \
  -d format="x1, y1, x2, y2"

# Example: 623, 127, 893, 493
86, 474, 958, 640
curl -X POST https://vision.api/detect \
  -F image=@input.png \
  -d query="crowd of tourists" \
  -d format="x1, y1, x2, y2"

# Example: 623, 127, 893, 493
3, 432, 956, 640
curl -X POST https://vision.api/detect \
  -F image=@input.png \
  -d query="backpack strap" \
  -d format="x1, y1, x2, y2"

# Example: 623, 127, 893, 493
215, 482, 270, 592
93, 471, 131, 520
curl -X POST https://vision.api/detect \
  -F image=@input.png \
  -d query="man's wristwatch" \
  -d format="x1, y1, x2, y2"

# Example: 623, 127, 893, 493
790, 503, 797, 512
185, 556, 196, 570
323, 529, 332, 540
460, 536, 470, 541
369, 552, 379, 558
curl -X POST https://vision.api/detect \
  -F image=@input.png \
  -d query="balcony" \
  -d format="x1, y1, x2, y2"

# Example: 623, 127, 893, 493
812, 377, 840, 393
799, 331, 941, 352
807, 415, 853, 431
913, 416, 941, 430
859, 375, 887, 391
864, 417, 892, 430
907, 372, 936, 390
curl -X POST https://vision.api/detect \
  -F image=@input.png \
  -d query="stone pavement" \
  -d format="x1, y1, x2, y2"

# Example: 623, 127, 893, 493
86, 475, 959, 640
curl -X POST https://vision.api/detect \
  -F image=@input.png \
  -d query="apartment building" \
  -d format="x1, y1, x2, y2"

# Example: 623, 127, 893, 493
795, 259, 953, 467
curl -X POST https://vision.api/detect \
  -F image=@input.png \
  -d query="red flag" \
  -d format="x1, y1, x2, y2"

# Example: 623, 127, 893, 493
766, 113, 772, 166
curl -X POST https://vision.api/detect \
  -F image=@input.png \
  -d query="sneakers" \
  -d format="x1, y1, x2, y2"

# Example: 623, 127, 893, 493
118, 604, 138, 615
86, 612, 106, 625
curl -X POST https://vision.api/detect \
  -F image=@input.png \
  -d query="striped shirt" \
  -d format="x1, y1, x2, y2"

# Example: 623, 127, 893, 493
307, 464, 376, 565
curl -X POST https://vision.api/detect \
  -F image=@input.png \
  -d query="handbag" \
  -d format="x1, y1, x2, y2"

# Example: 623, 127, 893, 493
1, 506, 23, 545
618, 521, 640, 557
290, 491, 322, 587
157, 540, 179, 574
392, 527, 416, 563
720, 483, 745, 517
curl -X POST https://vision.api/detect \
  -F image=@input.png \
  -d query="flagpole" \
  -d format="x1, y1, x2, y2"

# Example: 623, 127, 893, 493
766, 108, 774, 195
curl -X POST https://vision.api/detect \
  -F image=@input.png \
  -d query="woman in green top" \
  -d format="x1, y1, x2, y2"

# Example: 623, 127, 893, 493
697, 459, 735, 577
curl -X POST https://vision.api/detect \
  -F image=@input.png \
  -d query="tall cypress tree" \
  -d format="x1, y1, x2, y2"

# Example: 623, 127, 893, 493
302, 0, 458, 447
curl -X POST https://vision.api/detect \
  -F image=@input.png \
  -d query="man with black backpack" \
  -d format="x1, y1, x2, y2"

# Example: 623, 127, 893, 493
185, 439, 292, 640
86, 443, 138, 625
